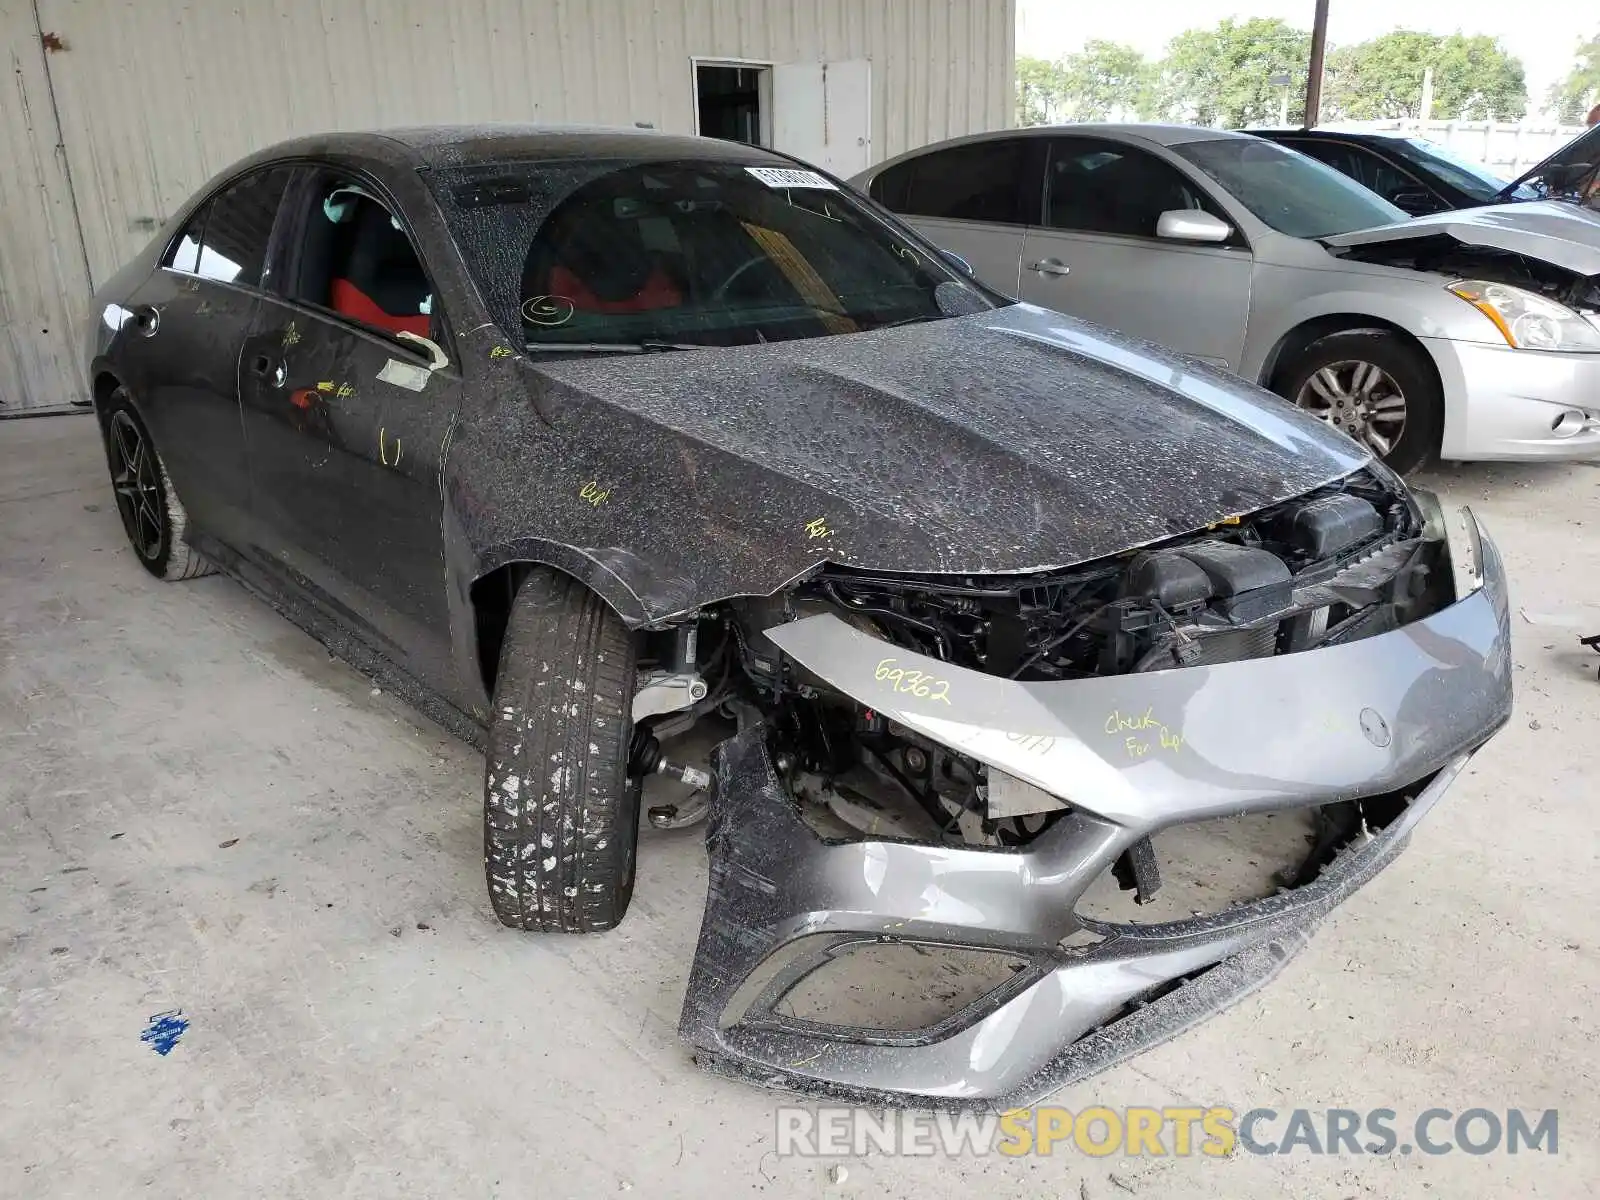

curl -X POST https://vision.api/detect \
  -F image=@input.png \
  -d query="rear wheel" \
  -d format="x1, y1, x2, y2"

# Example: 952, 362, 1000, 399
1274, 329, 1442, 474
483, 569, 640, 933
99, 387, 215, 580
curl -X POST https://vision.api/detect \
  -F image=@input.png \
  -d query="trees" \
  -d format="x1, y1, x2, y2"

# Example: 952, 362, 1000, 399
1547, 32, 1600, 124
1059, 40, 1156, 121
1154, 18, 1310, 127
1016, 55, 1066, 126
1325, 32, 1527, 121
1016, 44, 1154, 126
1015, 21, 1531, 132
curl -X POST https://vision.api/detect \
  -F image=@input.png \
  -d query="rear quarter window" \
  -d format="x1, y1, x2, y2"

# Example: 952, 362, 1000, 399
880, 140, 1030, 225
194, 166, 296, 287
869, 161, 912, 211
164, 207, 206, 274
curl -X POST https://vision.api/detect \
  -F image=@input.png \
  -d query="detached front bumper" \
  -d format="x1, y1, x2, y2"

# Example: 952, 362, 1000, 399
678, 522, 1513, 1109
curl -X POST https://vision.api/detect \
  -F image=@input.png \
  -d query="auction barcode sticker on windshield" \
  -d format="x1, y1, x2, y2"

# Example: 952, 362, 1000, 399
746, 166, 838, 190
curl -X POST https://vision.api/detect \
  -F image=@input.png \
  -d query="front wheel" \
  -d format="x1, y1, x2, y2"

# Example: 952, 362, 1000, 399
483, 569, 640, 933
1274, 329, 1442, 474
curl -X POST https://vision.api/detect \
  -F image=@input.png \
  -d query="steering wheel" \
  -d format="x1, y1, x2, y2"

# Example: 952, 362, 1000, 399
708, 257, 771, 303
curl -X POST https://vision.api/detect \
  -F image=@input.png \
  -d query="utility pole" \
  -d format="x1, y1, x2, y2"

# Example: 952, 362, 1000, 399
1419, 67, 1435, 122
1271, 72, 1293, 125
1304, 0, 1331, 128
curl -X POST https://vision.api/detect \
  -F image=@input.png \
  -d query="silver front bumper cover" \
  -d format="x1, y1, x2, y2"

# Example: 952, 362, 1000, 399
678, 522, 1512, 1109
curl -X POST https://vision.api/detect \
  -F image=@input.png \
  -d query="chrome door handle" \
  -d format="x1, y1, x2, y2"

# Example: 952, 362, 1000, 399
247, 354, 288, 389
1029, 259, 1071, 278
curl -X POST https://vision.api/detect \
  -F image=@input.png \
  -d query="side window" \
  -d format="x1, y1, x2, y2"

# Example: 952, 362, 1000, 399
1044, 138, 1213, 239
898, 140, 1030, 225
287, 176, 434, 338
868, 161, 912, 212
194, 167, 296, 287
1283, 139, 1358, 180
1343, 147, 1426, 207
1282, 141, 1436, 213
164, 207, 206, 273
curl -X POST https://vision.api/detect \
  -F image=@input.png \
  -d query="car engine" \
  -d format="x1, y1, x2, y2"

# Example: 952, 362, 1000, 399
636, 467, 1440, 850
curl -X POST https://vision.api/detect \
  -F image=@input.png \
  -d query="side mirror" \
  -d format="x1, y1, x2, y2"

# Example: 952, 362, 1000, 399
940, 249, 976, 277
1156, 209, 1233, 244
1389, 188, 1440, 216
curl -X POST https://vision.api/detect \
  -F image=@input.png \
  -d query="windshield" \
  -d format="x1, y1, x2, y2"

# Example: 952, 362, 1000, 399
427, 158, 996, 351
1389, 138, 1527, 203
1505, 126, 1600, 209
1174, 137, 1407, 238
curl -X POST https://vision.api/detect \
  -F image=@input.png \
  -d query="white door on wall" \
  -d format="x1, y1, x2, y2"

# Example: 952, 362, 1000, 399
772, 60, 871, 177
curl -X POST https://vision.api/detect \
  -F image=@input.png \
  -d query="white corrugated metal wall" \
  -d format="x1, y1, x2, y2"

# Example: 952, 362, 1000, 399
0, 0, 1015, 413
0, 2, 95, 413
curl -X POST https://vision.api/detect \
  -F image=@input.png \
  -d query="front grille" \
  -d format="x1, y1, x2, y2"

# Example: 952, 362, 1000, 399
1190, 623, 1279, 666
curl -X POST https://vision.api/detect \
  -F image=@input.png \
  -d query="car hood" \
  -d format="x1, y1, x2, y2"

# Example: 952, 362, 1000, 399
1322, 201, 1600, 276
514, 304, 1367, 607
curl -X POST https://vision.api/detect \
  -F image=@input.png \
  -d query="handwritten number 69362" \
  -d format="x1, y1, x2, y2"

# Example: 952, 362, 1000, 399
874, 658, 952, 704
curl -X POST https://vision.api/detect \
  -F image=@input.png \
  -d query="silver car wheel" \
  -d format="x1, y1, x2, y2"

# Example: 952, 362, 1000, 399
1293, 359, 1407, 457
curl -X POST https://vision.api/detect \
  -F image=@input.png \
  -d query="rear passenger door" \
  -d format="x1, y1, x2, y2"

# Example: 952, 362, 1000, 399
111, 166, 297, 552
1019, 136, 1251, 368
868, 138, 1040, 293
238, 166, 461, 683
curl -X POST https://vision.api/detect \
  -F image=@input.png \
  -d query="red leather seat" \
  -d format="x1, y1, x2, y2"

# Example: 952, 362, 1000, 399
546, 263, 681, 314
526, 199, 683, 316
328, 200, 432, 336
330, 278, 430, 336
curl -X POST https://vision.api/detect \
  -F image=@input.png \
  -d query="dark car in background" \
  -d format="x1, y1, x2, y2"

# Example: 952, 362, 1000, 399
1247, 128, 1531, 216
1251, 125, 1600, 217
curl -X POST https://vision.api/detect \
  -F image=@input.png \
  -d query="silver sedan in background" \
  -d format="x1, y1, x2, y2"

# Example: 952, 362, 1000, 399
853, 125, 1600, 472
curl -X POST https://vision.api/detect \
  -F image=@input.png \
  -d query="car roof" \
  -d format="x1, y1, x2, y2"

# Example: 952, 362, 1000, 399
857, 124, 1253, 177
242, 124, 791, 170
1248, 128, 1407, 144
960, 123, 1255, 148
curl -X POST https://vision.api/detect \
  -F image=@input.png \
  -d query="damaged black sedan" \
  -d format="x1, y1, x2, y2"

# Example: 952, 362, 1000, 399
86, 127, 1511, 1108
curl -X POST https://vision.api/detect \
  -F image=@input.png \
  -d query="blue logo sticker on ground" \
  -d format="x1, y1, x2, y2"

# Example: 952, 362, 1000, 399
140, 1010, 189, 1056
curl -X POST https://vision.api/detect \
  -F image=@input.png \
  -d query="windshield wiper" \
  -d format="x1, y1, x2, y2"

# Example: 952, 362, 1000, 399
526, 339, 708, 354
875, 313, 952, 331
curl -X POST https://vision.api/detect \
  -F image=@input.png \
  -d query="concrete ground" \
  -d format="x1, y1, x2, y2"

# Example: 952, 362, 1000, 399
2, 412, 1596, 1198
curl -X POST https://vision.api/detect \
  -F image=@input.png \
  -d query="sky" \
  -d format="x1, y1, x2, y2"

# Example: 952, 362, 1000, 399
1017, 0, 1595, 114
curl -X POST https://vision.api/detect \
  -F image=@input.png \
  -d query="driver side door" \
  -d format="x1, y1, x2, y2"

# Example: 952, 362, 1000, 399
237, 166, 462, 689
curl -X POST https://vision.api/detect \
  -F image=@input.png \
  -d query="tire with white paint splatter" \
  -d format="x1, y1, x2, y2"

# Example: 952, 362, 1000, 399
484, 569, 639, 933
99, 386, 215, 581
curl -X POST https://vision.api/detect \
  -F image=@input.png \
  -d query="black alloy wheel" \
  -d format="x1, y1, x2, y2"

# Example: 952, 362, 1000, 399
107, 407, 165, 563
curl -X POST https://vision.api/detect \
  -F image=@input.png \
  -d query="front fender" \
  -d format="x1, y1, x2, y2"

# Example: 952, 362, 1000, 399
442, 516, 659, 716
1241, 266, 1498, 384
469, 538, 654, 626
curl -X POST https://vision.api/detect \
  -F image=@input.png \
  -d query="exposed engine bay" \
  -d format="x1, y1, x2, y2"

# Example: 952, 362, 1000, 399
632, 467, 1445, 877
1332, 235, 1600, 315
